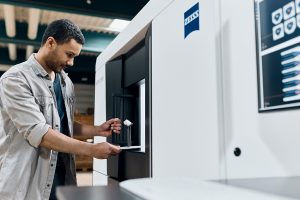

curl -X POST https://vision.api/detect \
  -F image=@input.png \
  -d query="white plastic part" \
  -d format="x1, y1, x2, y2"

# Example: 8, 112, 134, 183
123, 119, 133, 126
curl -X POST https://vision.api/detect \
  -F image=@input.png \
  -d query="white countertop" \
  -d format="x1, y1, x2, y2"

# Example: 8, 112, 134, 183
120, 177, 299, 200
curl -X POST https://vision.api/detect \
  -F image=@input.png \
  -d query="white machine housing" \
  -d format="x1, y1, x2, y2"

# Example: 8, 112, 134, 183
93, 0, 300, 185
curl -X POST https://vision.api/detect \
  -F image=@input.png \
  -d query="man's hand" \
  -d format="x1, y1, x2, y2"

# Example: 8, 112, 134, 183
40, 128, 121, 159
91, 142, 121, 159
97, 118, 121, 137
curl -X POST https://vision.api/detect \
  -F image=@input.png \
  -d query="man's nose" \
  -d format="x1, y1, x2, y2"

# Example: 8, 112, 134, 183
67, 58, 74, 66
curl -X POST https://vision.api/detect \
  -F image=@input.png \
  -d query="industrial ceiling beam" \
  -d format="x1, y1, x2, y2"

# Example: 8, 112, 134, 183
0, 0, 149, 20
0, 21, 116, 53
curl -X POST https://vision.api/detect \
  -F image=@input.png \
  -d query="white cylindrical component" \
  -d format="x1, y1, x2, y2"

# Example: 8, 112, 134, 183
3, 5, 16, 37
8, 43, 17, 61
28, 8, 41, 40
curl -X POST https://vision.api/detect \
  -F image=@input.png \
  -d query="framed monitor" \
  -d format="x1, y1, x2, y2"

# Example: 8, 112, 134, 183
255, 0, 300, 111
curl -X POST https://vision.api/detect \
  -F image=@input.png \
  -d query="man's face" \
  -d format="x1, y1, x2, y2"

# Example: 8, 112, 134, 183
45, 38, 82, 73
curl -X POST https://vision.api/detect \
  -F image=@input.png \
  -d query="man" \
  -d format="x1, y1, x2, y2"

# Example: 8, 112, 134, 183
0, 19, 121, 200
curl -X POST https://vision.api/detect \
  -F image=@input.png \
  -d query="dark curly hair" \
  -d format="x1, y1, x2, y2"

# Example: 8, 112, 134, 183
41, 19, 85, 46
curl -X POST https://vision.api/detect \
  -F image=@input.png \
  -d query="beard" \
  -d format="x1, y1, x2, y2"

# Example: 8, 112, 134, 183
45, 60, 63, 73
45, 50, 66, 73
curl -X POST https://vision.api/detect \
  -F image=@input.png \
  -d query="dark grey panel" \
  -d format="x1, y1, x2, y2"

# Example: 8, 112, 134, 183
56, 185, 142, 200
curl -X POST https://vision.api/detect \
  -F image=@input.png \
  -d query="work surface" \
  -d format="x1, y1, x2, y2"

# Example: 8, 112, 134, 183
57, 176, 300, 200
56, 185, 141, 200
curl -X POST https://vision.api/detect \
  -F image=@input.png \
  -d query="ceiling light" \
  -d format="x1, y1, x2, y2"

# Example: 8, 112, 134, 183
26, 45, 35, 59
8, 43, 17, 61
28, 8, 41, 40
81, 77, 88, 81
109, 19, 130, 31
3, 5, 16, 37
0, 64, 11, 71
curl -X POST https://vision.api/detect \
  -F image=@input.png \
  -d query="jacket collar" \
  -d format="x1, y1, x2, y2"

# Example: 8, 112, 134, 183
29, 54, 48, 78
28, 53, 69, 80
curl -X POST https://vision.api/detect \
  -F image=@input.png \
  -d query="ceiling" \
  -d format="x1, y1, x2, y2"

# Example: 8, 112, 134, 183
0, 0, 149, 84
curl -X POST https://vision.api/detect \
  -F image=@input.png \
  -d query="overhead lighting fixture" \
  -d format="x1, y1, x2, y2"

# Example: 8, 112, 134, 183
86, 0, 92, 4
8, 43, 17, 61
109, 19, 130, 32
28, 8, 41, 40
3, 4, 16, 37
26, 45, 35, 59
0, 64, 11, 71
81, 77, 88, 82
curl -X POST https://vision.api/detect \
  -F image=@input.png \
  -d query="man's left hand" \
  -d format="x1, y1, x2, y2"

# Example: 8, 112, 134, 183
97, 118, 121, 137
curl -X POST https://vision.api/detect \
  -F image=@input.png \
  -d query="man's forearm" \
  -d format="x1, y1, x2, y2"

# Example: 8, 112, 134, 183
73, 121, 98, 137
40, 127, 93, 156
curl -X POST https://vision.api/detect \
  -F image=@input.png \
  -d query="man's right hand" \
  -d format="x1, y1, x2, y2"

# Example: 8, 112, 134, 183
40, 128, 121, 159
91, 142, 121, 159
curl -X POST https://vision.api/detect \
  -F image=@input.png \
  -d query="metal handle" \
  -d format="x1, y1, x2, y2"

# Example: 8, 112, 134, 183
127, 126, 132, 147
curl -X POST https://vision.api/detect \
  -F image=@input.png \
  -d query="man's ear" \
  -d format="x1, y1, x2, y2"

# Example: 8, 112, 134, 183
45, 37, 57, 49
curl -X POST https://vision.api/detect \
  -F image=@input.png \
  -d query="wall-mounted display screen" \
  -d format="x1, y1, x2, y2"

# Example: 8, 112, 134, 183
255, 0, 300, 111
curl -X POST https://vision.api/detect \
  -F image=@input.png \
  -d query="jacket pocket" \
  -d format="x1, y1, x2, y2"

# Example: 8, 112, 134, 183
66, 96, 75, 116
35, 95, 54, 126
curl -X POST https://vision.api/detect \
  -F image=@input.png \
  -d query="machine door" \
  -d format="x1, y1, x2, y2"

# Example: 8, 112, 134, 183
106, 30, 152, 181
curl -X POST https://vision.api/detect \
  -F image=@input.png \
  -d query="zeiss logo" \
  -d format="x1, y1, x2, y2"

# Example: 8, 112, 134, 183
184, 2, 200, 38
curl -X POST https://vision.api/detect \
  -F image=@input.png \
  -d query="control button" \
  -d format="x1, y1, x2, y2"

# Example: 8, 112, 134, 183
234, 147, 241, 157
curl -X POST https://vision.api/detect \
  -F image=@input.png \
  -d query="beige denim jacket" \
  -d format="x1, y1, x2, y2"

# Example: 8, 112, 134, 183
0, 54, 77, 200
